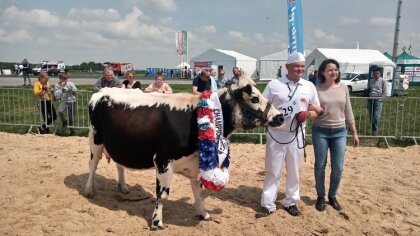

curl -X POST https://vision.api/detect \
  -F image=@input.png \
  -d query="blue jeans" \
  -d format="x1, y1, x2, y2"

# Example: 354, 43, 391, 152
367, 99, 383, 135
312, 125, 347, 198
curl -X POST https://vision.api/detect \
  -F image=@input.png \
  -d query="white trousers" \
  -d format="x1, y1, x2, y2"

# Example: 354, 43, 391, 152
261, 133, 303, 211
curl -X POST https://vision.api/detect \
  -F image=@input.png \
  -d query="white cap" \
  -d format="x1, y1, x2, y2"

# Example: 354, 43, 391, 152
286, 52, 305, 64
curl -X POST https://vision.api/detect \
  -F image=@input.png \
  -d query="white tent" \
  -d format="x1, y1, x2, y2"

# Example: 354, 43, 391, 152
190, 49, 257, 79
259, 49, 312, 80
174, 62, 190, 69
305, 48, 395, 74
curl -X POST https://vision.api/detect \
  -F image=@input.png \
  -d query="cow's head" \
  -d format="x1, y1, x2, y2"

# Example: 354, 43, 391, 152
220, 75, 283, 132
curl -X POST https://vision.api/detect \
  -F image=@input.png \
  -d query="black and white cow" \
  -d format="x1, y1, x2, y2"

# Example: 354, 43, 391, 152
85, 75, 283, 230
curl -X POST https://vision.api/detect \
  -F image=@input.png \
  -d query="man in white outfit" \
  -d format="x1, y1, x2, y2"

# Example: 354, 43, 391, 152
256, 52, 321, 217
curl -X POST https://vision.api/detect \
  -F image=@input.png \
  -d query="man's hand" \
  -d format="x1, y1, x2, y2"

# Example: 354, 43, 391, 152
296, 111, 309, 123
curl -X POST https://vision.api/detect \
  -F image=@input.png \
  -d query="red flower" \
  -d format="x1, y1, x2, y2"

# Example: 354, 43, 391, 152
200, 90, 212, 99
198, 128, 216, 141
198, 108, 214, 121
200, 177, 224, 191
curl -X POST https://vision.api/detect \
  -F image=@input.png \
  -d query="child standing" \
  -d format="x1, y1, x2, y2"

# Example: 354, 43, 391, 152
33, 72, 56, 134
54, 73, 78, 135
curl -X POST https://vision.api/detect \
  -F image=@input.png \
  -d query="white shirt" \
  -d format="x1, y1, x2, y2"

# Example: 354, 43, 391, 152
263, 76, 319, 142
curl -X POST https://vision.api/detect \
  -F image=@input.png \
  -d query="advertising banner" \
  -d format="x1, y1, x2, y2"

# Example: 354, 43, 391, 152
287, 0, 304, 54
175, 31, 187, 55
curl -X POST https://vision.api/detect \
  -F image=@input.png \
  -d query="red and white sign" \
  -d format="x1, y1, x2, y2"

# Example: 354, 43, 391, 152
194, 61, 211, 68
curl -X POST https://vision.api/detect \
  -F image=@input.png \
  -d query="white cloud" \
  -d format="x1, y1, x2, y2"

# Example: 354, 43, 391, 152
313, 29, 344, 44
341, 17, 361, 24
37, 37, 50, 45
2, 5, 60, 28
0, 29, 30, 44
123, 0, 177, 12
196, 25, 217, 34
227, 31, 253, 45
159, 17, 174, 25
370, 17, 394, 27
68, 8, 121, 21
254, 33, 265, 42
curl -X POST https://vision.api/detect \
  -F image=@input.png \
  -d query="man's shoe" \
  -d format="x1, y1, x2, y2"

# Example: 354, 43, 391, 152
328, 197, 342, 211
255, 207, 273, 218
315, 196, 325, 212
284, 205, 301, 216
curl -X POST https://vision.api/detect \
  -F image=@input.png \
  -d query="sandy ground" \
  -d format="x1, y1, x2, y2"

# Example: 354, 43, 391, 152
0, 132, 419, 236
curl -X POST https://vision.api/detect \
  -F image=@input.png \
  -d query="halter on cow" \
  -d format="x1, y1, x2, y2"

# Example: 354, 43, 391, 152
85, 75, 284, 230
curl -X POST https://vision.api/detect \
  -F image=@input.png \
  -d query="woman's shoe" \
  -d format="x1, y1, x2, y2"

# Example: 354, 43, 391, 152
328, 197, 342, 211
315, 196, 325, 211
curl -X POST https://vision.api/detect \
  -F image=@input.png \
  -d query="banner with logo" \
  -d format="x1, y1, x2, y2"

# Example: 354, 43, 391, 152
175, 31, 187, 55
287, 0, 304, 54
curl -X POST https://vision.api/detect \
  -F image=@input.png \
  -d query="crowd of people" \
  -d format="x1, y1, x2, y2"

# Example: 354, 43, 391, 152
22, 54, 388, 218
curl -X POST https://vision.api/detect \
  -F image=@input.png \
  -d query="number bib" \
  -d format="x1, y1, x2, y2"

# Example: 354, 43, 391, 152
274, 94, 306, 132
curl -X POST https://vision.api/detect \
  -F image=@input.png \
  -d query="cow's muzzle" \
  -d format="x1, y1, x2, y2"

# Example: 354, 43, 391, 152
268, 114, 284, 127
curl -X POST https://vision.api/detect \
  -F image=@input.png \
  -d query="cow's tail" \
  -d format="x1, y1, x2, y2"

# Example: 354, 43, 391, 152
89, 100, 103, 145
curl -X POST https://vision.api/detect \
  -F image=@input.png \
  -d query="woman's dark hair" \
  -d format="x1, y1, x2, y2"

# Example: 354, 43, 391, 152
317, 59, 341, 84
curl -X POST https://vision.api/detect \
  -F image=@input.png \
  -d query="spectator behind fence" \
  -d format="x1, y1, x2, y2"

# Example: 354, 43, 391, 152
54, 73, 78, 135
122, 70, 141, 89
231, 66, 241, 85
367, 67, 387, 136
144, 74, 173, 94
192, 69, 212, 95
312, 59, 359, 212
215, 69, 229, 89
21, 58, 31, 86
309, 70, 319, 85
33, 72, 57, 134
93, 67, 121, 92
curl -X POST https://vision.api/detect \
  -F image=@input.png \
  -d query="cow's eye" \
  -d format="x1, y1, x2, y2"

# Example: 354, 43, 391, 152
251, 97, 259, 103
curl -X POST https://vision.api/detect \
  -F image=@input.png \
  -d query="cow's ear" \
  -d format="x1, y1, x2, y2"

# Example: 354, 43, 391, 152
242, 84, 253, 100
234, 84, 252, 101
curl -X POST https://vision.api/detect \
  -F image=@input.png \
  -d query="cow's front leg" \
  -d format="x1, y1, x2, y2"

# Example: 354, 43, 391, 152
85, 129, 103, 198
191, 178, 211, 220
151, 160, 173, 230
116, 163, 129, 194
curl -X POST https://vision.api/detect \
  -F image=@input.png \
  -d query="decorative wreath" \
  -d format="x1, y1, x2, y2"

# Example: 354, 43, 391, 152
197, 90, 230, 191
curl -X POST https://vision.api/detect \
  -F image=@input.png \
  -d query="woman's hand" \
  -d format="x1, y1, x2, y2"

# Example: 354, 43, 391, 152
308, 104, 324, 115
352, 133, 359, 147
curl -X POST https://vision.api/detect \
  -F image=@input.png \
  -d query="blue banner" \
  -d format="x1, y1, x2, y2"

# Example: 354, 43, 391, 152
287, 0, 304, 54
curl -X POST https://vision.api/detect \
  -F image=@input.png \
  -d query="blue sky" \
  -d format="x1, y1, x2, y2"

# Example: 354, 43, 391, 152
0, 0, 419, 69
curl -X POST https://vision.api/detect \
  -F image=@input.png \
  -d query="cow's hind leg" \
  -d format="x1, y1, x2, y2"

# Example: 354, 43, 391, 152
191, 178, 211, 220
85, 130, 103, 198
116, 163, 129, 194
151, 158, 173, 230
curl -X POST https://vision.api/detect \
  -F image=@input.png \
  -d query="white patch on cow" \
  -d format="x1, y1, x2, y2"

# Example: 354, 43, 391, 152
89, 87, 199, 111
151, 202, 164, 229
172, 152, 200, 178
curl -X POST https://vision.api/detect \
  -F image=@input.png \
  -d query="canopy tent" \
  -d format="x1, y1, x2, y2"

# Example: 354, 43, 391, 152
190, 49, 257, 79
258, 49, 312, 80
174, 62, 190, 69
306, 48, 395, 74
385, 51, 420, 85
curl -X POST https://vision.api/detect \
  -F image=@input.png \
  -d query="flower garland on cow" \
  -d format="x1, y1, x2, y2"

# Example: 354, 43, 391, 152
197, 89, 230, 191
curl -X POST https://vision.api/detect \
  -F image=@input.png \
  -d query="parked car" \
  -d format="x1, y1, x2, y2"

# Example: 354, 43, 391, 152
340, 72, 369, 93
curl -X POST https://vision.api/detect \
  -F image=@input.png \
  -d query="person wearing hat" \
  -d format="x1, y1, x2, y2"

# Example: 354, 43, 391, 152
256, 52, 322, 218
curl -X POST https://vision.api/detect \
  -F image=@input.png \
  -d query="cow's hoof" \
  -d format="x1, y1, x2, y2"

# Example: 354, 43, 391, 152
85, 188, 95, 198
198, 213, 211, 221
117, 184, 129, 194
150, 220, 164, 230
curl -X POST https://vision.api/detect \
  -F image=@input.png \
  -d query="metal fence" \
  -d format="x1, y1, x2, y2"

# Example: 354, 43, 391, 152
0, 88, 419, 145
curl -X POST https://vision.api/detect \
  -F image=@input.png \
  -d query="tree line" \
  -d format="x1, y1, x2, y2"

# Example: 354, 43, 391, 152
0, 61, 104, 72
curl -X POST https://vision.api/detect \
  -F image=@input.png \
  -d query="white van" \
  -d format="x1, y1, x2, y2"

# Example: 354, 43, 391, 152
32, 61, 66, 76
